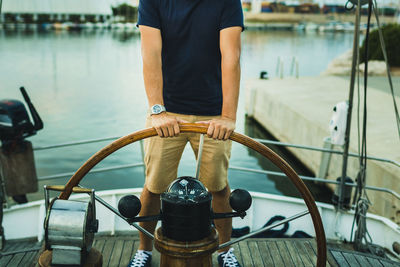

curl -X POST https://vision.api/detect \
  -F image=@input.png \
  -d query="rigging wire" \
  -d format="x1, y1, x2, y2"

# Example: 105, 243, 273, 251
350, 0, 399, 253
372, 0, 400, 140
349, 0, 363, 244
351, 0, 372, 250
350, 1, 385, 256
339, 0, 362, 209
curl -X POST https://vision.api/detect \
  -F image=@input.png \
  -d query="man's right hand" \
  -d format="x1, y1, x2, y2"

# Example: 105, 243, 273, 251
151, 113, 187, 137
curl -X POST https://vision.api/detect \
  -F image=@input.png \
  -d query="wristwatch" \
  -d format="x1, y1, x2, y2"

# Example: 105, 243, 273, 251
150, 104, 166, 115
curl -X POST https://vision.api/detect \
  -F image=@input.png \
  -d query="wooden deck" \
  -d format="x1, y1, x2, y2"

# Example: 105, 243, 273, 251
0, 234, 399, 267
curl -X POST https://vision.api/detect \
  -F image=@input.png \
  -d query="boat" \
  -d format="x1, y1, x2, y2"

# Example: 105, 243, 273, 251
319, 21, 338, 32
305, 23, 319, 32
0, 122, 399, 266
0, 2, 399, 267
343, 22, 355, 32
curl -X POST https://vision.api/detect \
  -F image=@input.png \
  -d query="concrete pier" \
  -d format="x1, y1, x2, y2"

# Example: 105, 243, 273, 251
245, 75, 400, 222
244, 12, 398, 25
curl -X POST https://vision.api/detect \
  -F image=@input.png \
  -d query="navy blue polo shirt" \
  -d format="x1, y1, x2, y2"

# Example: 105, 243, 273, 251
137, 0, 244, 116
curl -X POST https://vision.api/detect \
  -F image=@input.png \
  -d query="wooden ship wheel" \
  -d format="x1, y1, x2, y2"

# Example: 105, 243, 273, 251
40, 124, 327, 267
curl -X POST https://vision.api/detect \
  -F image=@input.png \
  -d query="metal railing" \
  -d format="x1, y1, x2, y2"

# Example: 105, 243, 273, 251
253, 138, 400, 168
276, 56, 299, 79
32, 135, 400, 201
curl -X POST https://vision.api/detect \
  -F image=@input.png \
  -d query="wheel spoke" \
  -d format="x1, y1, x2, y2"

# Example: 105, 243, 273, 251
195, 134, 205, 179
218, 210, 310, 250
89, 190, 154, 239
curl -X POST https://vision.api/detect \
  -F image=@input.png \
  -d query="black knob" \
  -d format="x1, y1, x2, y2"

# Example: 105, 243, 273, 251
229, 189, 252, 213
118, 195, 141, 219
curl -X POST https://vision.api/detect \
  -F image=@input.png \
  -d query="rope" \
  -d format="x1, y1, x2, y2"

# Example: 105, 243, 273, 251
351, 2, 381, 256
349, 0, 399, 252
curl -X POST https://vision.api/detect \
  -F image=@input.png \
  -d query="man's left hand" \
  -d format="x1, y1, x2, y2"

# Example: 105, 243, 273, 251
196, 117, 236, 140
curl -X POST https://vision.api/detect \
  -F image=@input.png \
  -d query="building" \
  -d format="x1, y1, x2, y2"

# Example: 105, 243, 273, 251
1, 0, 138, 23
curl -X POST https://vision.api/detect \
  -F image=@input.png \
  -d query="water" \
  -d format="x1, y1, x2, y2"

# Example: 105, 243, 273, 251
0, 29, 355, 201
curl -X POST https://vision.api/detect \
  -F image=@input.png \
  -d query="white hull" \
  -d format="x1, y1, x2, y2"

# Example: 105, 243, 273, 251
4, 188, 400, 256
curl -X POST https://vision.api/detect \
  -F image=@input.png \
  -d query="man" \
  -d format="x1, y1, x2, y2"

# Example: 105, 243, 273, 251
130, 0, 243, 266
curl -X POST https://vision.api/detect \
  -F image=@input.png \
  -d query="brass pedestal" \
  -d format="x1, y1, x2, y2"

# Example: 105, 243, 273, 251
154, 227, 219, 267
38, 248, 102, 267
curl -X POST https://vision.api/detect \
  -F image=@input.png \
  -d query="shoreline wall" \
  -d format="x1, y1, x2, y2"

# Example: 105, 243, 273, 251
244, 12, 398, 24
245, 76, 400, 223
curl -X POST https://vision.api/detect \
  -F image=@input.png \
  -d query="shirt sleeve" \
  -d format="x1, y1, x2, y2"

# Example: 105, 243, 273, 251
137, 0, 161, 29
220, 0, 245, 31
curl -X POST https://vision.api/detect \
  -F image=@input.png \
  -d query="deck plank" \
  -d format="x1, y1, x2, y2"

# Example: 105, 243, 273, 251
119, 240, 134, 267
366, 256, 384, 266
303, 240, 319, 267
108, 239, 124, 267
248, 240, 265, 267
20, 250, 39, 267
9, 240, 39, 266
342, 251, 361, 266
284, 240, 304, 267
331, 250, 350, 267
4, 236, 400, 267
33, 244, 44, 267
152, 246, 161, 267
293, 240, 314, 267
326, 249, 339, 267
309, 239, 332, 267
7, 246, 26, 267
266, 240, 285, 267
102, 238, 116, 266
232, 242, 244, 266
93, 238, 106, 253
353, 253, 373, 267
258, 241, 275, 266
212, 249, 219, 266
0, 254, 13, 266
211, 244, 244, 266
380, 260, 397, 267
276, 240, 294, 266
0, 241, 26, 267
239, 239, 254, 266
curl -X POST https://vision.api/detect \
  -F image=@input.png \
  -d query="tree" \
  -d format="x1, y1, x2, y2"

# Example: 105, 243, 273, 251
360, 24, 400, 67
112, 4, 138, 22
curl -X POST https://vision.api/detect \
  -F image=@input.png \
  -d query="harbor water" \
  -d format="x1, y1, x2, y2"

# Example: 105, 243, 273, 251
0, 28, 356, 202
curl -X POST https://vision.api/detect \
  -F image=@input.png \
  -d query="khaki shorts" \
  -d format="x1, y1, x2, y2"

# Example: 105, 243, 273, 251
144, 112, 232, 194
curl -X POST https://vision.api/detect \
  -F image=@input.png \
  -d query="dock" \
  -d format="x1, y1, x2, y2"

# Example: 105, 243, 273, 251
1, 234, 400, 266
244, 12, 398, 25
245, 75, 400, 222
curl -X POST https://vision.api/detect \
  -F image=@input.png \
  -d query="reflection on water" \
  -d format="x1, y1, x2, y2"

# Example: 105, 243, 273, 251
0, 29, 351, 201
244, 117, 333, 204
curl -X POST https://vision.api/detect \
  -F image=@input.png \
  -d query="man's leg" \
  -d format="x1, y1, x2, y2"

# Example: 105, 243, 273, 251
188, 125, 233, 251
138, 186, 161, 251
137, 113, 191, 252
211, 185, 232, 253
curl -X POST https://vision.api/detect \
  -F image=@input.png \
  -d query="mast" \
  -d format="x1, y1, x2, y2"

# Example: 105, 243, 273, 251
338, 2, 361, 209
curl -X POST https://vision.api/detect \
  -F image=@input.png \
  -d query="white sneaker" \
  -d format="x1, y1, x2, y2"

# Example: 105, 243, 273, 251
127, 250, 152, 267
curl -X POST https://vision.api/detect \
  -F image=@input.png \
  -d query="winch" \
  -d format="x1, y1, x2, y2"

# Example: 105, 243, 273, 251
43, 186, 99, 266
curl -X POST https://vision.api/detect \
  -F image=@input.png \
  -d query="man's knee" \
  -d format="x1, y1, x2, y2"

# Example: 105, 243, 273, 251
141, 186, 161, 201
210, 185, 230, 196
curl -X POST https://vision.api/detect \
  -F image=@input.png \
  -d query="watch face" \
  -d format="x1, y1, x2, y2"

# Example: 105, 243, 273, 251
153, 105, 161, 114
